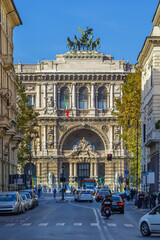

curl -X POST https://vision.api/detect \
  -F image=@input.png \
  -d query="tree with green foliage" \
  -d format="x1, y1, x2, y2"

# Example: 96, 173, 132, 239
16, 76, 39, 168
114, 69, 141, 188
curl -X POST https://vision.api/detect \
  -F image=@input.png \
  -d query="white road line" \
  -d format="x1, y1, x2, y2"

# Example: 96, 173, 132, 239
73, 223, 82, 226
124, 224, 134, 227
38, 223, 48, 226
103, 226, 114, 240
107, 223, 117, 227
56, 223, 66, 226
97, 208, 105, 224
4, 223, 15, 227
21, 223, 32, 226
91, 223, 99, 226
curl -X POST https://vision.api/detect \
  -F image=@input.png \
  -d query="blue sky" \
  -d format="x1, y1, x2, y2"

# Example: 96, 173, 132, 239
13, 0, 159, 64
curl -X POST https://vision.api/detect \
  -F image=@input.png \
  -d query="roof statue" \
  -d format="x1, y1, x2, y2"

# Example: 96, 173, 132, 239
67, 27, 101, 51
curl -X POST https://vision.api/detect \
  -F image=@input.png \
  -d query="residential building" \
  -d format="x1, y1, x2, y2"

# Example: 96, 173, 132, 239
138, 1, 160, 192
0, 0, 22, 191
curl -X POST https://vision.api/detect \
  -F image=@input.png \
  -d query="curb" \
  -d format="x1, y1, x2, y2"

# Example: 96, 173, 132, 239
56, 199, 68, 203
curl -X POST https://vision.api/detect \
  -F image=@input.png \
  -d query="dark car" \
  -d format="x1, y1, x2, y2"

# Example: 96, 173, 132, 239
95, 191, 111, 202
111, 195, 124, 214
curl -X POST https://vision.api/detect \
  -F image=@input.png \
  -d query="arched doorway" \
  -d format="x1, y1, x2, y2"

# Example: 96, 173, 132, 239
61, 129, 105, 188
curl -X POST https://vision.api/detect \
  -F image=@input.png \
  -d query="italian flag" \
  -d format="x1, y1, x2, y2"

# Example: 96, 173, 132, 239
65, 97, 69, 118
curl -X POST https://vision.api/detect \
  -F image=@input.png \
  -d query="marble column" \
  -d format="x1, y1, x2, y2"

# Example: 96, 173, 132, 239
90, 83, 95, 116
43, 126, 47, 150
72, 84, 76, 108
53, 84, 57, 108
91, 83, 95, 108
44, 84, 47, 108
36, 84, 40, 108
110, 126, 113, 150
54, 125, 57, 149
94, 163, 98, 182
69, 162, 73, 186
90, 163, 93, 178
110, 84, 114, 110
74, 163, 77, 177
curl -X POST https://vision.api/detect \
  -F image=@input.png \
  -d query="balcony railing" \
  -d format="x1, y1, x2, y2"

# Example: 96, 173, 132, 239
145, 130, 160, 147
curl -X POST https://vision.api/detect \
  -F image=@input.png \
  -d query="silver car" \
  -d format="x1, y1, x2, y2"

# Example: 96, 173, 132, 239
0, 192, 21, 214
20, 194, 29, 211
21, 192, 34, 209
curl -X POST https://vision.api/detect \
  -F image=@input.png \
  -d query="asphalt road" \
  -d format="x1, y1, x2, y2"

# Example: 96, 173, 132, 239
0, 193, 160, 240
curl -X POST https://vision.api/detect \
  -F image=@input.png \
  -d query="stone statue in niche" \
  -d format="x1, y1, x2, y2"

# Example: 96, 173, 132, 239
47, 127, 54, 148
68, 137, 99, 157
47, 96, 54, 107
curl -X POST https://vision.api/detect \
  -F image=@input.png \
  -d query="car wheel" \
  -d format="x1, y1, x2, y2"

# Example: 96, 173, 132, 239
74, 199, 77, 202
120, 210, 124, 214
96, 199, 99, 202
141, 222, 151, 236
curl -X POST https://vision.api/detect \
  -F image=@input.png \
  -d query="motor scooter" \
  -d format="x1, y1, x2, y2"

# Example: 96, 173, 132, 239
101, 201, 112, 219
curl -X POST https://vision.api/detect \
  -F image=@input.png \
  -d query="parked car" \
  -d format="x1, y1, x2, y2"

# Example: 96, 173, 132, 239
20, 196, 26, 213
20, 194, 29, 211
77, 190, 93, 202
23, 190, 38, 207
139, 204, 160, 236
111, 195, 124, 214
95, 191, 111, 202
74, 189, 81, 202
0, 192, 22, 214
21, 192, 34, 209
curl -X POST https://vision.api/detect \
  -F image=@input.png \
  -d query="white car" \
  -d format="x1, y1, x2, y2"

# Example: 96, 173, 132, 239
74, 189, 81, 202
139, 204, 160, 236
77, 190, 93, 202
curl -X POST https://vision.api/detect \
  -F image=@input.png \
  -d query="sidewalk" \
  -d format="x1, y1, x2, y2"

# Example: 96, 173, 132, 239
125, 200, 150, 213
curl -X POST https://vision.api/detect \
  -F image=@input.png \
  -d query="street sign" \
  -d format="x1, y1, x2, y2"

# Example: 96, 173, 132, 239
125, 170, 129, 175
130, 176, 135, 179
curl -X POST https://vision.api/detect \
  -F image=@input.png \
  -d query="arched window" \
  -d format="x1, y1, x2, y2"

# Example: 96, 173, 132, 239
98, 87, 107, 109
60, 87, 69, 109
79, 87, 88, 109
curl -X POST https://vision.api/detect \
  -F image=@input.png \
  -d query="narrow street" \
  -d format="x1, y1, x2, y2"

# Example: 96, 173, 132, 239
0, 193, 159, 240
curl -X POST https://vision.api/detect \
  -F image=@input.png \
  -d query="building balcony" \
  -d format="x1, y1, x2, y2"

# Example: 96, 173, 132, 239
2, 54, 13, 70
145, 130, 160, 147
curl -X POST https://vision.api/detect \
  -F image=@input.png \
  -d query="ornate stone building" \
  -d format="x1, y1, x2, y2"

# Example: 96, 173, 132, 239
15, 51, 134, 190
0, 0, 22, 191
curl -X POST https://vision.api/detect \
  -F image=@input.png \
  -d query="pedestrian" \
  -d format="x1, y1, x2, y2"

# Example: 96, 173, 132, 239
152, 191, 157, 208
53, 188, 57, 199
138, 191, 144, 208
158, 192, 160, 205
144, 192, 149, 208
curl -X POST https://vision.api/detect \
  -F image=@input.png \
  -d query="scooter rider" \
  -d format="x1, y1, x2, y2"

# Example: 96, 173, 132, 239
101, 194, 112, 215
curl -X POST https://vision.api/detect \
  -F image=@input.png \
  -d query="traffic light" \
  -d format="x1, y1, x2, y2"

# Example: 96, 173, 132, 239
125, 178, 129, 185
120, 177, 123, 183
107, 154, 112, 161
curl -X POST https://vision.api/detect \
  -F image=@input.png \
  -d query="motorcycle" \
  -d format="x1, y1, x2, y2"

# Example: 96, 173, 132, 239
102, 201, 112, 219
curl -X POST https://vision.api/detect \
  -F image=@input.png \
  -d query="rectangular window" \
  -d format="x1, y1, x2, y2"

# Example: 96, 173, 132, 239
33, 95, 36, 109
143, 124, 146, 143
27, 95, 32, 106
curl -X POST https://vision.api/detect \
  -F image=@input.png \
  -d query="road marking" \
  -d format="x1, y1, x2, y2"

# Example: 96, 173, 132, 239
104, 226, 114, 240
73, 223, 82, 226
91, 223, 99, 226
124, 224, 134, 227
5, 223, 15, 227
107, 223, 117, 227
21, 223, 32, 226
38, 223, 48, 226
97, 208, 105, 224
56, 223, 65, 226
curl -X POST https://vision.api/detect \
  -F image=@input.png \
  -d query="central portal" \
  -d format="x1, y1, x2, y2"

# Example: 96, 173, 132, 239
77, 163, 90, 188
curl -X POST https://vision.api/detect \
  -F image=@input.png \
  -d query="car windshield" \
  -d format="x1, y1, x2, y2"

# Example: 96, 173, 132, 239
81, 191, 91, 194
112, 196, 121, 201
99, 191, 109, 195
21, 195, 26, 200
24, 193, 31, 199
0, 194, 17, 201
